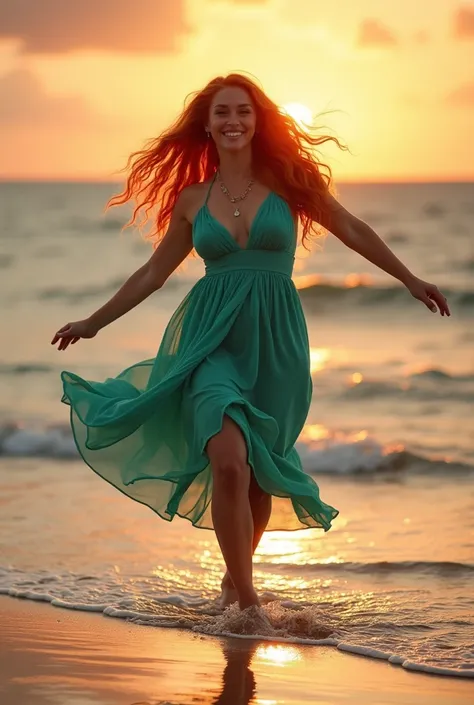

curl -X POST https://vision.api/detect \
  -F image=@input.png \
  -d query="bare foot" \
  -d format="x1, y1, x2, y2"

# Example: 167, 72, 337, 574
238, 589, 261, 611
217, 576, 238, 609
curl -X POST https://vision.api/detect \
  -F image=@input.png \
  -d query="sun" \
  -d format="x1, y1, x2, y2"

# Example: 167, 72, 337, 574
281, 102, 314, 129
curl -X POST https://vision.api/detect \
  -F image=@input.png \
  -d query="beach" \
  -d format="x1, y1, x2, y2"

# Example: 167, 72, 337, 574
3, 595, 474, 705
2, 2, 474, 700
1, 180, 473, 703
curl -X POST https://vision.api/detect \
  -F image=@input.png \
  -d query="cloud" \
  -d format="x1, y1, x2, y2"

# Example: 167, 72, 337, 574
0, 69, 104, 127
446, 81, 474, 107
0, 0, 191, 54
453, 6, 474, 39
357, 19, 398, 47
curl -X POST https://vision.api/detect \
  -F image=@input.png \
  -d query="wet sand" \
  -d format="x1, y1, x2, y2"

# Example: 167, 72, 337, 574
1, 596, 472, 705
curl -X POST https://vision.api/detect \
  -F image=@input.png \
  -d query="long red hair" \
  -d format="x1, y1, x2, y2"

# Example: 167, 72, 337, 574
108, 72, 348, 249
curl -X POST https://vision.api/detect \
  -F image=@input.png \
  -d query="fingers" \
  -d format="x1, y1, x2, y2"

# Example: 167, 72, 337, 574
58, 336, 70, 351
51, 324, 72, 345
424, 296, 438, 313
51, 322, 80, 349
427, 289, 451, 317
51, 331, 79, 350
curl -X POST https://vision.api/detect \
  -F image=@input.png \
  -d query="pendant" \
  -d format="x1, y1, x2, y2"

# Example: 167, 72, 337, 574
233, 208, 240, 217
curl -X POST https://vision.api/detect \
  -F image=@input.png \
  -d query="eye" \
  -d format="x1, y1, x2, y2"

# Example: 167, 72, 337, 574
215, 110, 251, 115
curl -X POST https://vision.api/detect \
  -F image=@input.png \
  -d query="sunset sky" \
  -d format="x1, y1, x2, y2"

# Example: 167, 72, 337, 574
0, 0, 473, 182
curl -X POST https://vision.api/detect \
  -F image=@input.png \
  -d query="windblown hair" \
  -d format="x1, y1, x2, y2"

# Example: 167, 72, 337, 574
108, 72, 348, 249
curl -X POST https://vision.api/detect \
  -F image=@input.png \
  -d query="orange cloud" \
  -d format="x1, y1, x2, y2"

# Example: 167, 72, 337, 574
0, 1, 191, 54
0, 69, 105, 126
357, 19, 398, 47
446, 81, 474, 106
453, 6, 474, 39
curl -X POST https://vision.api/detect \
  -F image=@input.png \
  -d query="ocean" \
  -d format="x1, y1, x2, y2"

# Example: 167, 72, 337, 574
0, 180, 473, 678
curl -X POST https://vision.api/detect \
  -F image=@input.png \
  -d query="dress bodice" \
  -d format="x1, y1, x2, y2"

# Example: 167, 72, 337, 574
192, 173, 297, 266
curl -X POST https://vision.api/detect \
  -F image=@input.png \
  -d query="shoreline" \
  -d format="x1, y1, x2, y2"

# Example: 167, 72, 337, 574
2, 595, 473, 705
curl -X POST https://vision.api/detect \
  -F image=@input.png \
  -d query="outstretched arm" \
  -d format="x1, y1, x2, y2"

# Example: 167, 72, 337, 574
51, 188, 194, 350
319, 192, 450, 317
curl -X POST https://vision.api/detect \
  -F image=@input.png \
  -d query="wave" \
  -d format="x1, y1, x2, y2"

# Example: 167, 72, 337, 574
297, 430, 473, 474
261, 560, 474, 577
1, 572, 473, 678
1, 422, 472, 475
0, 363, 54, 375
297, 280, 474, 310
342, 371, 474, 402
409, 367, 474, 382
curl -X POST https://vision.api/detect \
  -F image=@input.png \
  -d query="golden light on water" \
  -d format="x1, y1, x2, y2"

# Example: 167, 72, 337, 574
344, 273, 373, 288
255, 531, 306, 564
351, 372, 363, 385
310, 347, 331, 374
255, 644, 302, 667
301, 424, 331, 442
351, 429, 369, 442
301, 424, 369, 446
293, 272, 323, 288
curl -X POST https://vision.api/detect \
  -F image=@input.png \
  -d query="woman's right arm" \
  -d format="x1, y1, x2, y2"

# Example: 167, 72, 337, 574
51, 188, 194, 350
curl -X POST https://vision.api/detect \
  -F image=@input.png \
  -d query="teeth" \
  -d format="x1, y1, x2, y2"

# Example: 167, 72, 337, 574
223, 132, 243, 137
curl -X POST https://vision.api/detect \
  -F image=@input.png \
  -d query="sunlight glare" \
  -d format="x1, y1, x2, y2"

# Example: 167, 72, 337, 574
310, 347, 331, 374
255, 644, 301, 667
300, 424, 331, 442
281, 102, 314, 129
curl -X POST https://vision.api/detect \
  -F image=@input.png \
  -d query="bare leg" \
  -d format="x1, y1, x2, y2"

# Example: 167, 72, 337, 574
220, 481, 272, 604
208, 415, 260, 611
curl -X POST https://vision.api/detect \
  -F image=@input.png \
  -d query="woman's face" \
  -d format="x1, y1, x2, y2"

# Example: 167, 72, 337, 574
206, 86, 257, 152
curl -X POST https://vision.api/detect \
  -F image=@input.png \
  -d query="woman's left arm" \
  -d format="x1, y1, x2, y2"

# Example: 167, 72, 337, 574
319, 194, 450, 317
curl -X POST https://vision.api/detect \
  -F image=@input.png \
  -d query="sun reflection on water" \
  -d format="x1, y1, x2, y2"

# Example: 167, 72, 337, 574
300, 423, 330, 442
254, 644, 302, 667
309, 347, 331, 374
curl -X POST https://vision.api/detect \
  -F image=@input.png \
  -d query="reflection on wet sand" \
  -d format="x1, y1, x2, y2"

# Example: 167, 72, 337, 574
3, 596, 472, 705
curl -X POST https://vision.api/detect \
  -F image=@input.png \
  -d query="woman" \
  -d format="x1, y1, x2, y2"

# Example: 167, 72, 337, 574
51, 73, 450, 615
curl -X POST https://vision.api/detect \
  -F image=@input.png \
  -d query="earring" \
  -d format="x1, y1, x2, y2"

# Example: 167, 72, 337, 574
206, 131, 210, 138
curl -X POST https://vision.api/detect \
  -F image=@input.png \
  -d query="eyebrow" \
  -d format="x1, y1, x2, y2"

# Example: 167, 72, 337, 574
214, 103, 252, 108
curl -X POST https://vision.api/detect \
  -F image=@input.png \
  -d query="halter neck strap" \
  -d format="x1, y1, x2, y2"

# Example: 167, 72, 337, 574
204, 170, 218, 205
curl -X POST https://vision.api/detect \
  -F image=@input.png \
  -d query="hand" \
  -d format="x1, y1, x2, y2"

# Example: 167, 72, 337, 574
405, 276, 450, 316
51, 319, 98, 351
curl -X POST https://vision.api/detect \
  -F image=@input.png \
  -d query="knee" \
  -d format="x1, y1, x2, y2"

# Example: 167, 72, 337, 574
212, 459, 251, 495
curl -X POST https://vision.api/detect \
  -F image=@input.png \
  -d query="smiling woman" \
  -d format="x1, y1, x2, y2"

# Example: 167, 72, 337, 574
108, 74, 348, 248
50, 72, 348, 616
51, 71, 448, 621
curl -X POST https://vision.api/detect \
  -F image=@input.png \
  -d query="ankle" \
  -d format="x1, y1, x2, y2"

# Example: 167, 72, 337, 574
221, 573, 235, 589
238, 589, 260, 610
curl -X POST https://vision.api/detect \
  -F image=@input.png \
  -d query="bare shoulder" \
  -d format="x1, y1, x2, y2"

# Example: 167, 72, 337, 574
178, 181, 211, 226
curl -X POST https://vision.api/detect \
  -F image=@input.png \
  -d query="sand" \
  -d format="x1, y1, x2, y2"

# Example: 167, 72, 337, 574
1, 596, 472, 705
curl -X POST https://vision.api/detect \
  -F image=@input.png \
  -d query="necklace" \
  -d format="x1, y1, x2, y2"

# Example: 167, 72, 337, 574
216, 169, 255, 217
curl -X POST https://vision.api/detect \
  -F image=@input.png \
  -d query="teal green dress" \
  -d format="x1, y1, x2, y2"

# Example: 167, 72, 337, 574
61, 173, 339, 532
